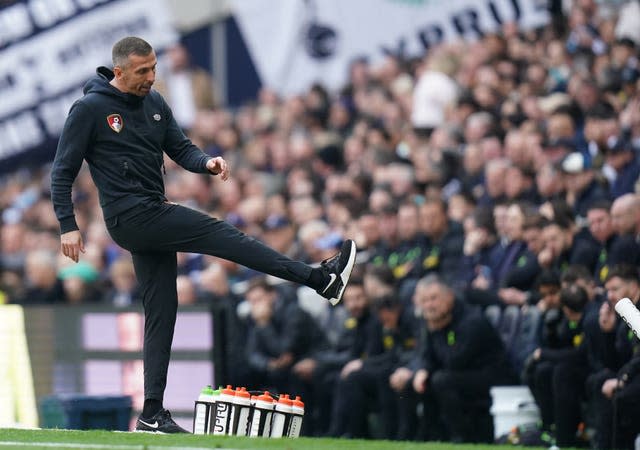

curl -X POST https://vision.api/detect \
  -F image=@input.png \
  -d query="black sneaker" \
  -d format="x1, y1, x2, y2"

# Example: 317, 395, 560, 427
316, 239, 357, 305
135, 408, 189, 433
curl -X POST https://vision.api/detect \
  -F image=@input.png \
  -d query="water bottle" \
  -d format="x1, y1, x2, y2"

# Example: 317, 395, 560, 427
212, 385, 236, 435
270, 394, 293, 438
248, 391, 274, 437
287, 395, 305, 438
193, 385, 215, 434
206, 386, 222, 433
229, 387, 252, 436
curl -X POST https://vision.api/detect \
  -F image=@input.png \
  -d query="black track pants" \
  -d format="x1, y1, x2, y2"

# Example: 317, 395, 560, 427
106, 202, 314, 400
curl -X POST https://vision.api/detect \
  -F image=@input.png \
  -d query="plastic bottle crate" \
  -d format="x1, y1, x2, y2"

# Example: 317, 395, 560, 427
40, 394, 132, 431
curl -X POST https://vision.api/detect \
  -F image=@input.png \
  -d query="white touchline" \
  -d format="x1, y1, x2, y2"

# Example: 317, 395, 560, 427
0, 444, 143, 449
0, 444, 235, 450
147, 447, 240, 450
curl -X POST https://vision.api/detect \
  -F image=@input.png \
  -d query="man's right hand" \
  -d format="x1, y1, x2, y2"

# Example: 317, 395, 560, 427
340, 359, 363, 379
60, 230, 85, 263
602, 378, 619, 399
389, 367, 414, 392
206, 156, 230, 180
412, 369, 429, 394
292, 358, 317, 380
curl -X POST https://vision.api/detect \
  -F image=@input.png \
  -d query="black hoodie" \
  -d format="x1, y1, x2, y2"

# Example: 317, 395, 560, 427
51, 67, 212, 233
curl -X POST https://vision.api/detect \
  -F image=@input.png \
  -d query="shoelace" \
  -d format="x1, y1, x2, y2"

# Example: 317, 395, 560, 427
321, 251, 340, 268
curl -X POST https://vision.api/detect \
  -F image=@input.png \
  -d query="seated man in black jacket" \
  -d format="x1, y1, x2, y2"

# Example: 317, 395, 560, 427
407, 274, 515, 443
244, 276, 327, 434
328, 291, 419, 439
587, 265, 640, 450
523, 284, 591, 447
292, 276, 377, 436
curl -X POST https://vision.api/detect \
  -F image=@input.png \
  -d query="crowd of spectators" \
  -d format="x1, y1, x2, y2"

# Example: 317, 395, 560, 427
3, 0, 640, 446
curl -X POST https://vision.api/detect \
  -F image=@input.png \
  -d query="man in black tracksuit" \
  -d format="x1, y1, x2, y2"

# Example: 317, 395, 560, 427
406, 274, 516, 443
50, 36, 357, 433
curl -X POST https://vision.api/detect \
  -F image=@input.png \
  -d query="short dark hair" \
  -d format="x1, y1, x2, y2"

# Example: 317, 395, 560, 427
523, 212, 544, 231
373, 294, 401, 310
605, 264, 640, 284
587, 199, 612, 214
543, 215, 573, 231
245, 276, 276, 294
364, 264, 396, 288
536, 269, 560, 289
561, 264, 593, 285
112, 36, 153, 68
547, 199, 575, 227
560, 284, 589, 313
472, 206, 496, 235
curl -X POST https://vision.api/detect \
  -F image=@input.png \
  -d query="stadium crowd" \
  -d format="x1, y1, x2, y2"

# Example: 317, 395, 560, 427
3, 0, 640, 447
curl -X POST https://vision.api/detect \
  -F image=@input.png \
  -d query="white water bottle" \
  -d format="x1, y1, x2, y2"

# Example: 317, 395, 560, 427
287, 395, 305, 438
248, 391, 274, 437
270, 394, 293, 438
212, 385, 235, 435
230, 387, 252, 436
193, 385, 215, 434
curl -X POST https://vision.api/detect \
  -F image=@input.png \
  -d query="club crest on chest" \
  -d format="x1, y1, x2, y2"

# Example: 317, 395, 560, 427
107, 114, 123, 133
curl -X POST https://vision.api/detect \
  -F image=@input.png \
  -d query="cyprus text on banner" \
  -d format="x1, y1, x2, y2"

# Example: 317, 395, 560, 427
233, 0, 549, 96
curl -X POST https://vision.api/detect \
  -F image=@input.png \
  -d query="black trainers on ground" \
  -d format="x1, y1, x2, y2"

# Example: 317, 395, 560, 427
135, 408, 189, 433
316, 239, 357, 306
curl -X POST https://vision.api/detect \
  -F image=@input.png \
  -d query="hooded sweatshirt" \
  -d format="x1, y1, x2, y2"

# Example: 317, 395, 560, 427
51, 67, 212, 234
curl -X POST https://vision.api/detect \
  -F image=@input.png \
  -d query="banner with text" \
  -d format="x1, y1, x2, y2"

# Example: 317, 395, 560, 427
233, 0, 549, 96
0, 0, 177, 173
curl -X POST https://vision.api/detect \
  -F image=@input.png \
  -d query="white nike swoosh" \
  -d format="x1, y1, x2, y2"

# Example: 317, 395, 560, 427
322, 273, 337, 293
139, 419, 159, 429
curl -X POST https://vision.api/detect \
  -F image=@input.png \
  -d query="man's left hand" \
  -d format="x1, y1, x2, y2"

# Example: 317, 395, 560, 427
206, 156, 229, 180
292, 358, 316, 380
602, 378, 619, 399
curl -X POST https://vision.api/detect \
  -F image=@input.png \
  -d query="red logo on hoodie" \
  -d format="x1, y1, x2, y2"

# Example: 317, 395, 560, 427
107, 114, 123, 133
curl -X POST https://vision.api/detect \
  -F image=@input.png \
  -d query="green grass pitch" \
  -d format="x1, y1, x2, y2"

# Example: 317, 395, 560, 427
0, 428, 558, 450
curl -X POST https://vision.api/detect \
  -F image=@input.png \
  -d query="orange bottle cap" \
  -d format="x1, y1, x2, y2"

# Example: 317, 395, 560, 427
235, 387, 251, 399
256, 391, 274, 403
220, 385, 236, 396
